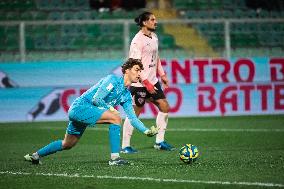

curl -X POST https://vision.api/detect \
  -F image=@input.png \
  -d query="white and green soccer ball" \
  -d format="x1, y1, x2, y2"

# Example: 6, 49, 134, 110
179, 144, 199, 164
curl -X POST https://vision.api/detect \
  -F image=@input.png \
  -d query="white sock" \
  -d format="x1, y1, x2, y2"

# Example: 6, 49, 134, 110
111, 153, 119, 160
156, 112, 168, 143
122, 118, 134, 148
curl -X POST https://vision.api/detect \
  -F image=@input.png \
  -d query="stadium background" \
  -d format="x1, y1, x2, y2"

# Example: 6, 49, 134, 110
0, 0, 283, 122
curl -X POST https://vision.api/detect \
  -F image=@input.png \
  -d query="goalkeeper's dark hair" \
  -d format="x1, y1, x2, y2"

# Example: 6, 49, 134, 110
134, 11, 153, 27
121, 58, 144, 74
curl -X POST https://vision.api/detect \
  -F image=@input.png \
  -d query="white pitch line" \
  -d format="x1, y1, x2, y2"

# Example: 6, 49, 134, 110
38, 126, 284, 132
92, 128, 284, 132
0, 171, 283, 188
167, 128, 284, 132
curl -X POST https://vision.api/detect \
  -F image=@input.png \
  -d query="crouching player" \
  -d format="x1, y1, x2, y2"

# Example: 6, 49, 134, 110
24, 58, 159, 166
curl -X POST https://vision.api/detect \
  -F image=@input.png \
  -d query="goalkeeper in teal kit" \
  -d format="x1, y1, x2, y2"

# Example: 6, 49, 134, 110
24, 58, 158, 166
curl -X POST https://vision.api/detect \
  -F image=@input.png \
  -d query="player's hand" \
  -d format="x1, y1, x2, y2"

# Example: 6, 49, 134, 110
143, 79, 157, 94
109, 106, 120, 115
144, 126, 159, 137
161, 74, 169, 88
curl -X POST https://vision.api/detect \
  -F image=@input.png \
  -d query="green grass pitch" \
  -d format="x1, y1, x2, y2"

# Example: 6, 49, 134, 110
0, 115, 284, 189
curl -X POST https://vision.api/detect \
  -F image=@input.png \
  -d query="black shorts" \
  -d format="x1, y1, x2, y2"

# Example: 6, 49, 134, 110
129, 81, 166, 107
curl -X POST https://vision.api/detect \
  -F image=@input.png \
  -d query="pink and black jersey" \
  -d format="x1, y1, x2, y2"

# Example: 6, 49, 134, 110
129, 30, 165, 87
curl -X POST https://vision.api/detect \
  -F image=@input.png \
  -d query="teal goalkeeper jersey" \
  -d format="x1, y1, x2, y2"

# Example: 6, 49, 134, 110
74, 74, 148, 133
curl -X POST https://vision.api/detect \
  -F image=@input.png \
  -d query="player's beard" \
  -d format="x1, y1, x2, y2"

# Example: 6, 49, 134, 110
147, 26, 156, 32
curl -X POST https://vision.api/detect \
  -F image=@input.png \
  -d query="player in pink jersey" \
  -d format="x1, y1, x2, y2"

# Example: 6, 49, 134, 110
121, 11, 175, 153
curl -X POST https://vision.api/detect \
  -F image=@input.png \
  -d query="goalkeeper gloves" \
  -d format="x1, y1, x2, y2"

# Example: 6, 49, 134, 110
144, 126, 159, 137
142, 79, 157, 94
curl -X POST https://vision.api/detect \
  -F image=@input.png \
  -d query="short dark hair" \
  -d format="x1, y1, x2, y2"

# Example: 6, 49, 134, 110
134, 11, 153, 27
121, 58, 144, 74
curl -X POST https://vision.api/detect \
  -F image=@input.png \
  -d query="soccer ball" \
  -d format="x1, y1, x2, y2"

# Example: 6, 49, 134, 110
179, 144, 199, 164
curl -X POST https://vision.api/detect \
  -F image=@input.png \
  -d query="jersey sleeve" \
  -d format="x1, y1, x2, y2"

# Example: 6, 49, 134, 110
120, 95, 148, 133
92, 75, 116, 109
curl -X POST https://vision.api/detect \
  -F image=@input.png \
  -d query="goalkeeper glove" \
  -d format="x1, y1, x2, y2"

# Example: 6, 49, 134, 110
144, 126, 159, 137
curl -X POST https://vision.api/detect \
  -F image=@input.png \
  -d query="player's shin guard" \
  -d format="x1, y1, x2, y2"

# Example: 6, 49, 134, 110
122, 118, 134, 148
37, 140, 63, 157
109, 124, 121, 160
156, 112, 168, 143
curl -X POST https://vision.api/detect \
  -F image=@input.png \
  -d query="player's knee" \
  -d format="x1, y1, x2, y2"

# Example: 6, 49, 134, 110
111, 115, 122, 125
165, 103, 170, 112
62, 140, 76, 150
160, 101, 170, 113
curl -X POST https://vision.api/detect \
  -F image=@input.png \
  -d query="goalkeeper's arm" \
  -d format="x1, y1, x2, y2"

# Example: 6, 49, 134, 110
121, 100, 158, 136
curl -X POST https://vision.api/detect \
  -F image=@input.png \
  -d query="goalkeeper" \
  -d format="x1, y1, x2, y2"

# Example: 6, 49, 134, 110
24, 58, 158, 166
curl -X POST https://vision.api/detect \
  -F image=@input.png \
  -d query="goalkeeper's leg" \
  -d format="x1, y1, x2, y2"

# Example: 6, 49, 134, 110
24, 135, 79, 165
24, 122, 84, 164
108, 124, 130, 165
96, 109, 130, 165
